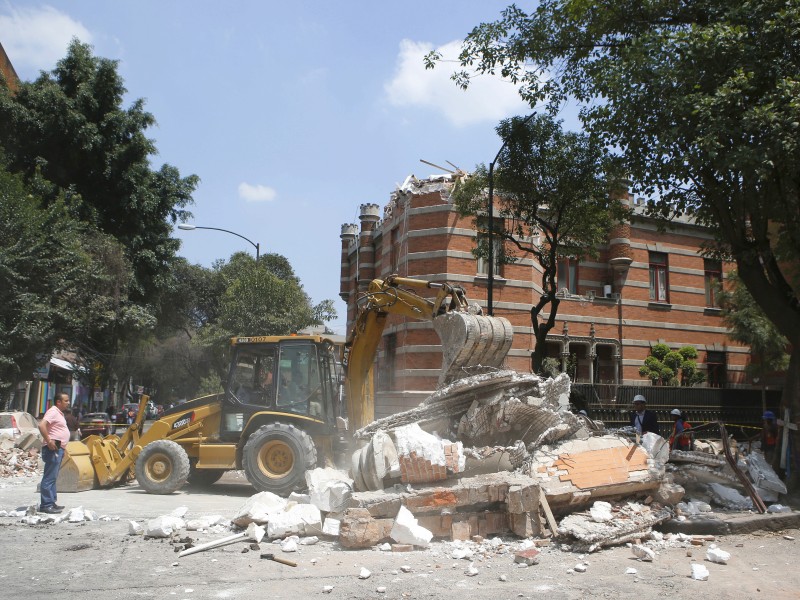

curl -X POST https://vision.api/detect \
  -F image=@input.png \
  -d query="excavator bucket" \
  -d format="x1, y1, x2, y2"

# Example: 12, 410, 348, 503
433, 312, 514, 385
56, 440, 98, 492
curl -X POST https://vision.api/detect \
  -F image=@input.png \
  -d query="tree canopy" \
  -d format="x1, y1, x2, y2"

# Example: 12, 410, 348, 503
452, 114, 625, 371
0, 39, 198, 402
212, 252, 329, 340
639, 343, 705, 387
719, 271, 790, 379
0, 168, 136, 395
0, 39, 198, 302
432, 0, 800, 413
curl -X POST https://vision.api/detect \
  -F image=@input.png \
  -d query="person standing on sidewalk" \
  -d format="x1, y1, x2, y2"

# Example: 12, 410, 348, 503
37, 393, 70, 514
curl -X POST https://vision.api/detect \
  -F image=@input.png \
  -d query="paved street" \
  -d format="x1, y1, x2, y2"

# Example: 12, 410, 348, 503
2, 473, 800, 600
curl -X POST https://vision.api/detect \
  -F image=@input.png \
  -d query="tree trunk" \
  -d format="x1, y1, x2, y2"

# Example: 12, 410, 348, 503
530, 296, 560, 373
781, 337, 800, 490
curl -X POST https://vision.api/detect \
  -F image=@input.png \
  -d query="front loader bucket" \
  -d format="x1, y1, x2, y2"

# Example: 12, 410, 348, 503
56, 441, 98, 492
433, 312, 514, 385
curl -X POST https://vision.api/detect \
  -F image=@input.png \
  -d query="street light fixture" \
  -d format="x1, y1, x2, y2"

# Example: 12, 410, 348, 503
178, 224, 260, 260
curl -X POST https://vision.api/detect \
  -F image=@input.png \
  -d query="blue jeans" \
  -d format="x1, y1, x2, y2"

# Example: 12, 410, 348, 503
40, 446, 64, 508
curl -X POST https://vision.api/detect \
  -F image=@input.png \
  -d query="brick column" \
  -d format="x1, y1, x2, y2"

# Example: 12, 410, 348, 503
340, 223, 358, 302
357, 203, 381, 292
608, 182, 634, 291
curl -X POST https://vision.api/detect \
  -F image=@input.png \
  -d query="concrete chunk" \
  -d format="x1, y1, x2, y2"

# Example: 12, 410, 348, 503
654, 481, 685, 505
14, 430, 43, 451
128, 521, 144, 535
306, 467, 353, 512
232, 491, 287, 526
631, 544, 655, 561
67, 507, 85, 523
338, 508, 393, 549
691, 563, 709, 581
322, 514, 342, 537
145, 515, 177, 538
706, 546, 731, 564
514, 548, 541, 565
390, 506, 433, 548
267, 503, 322, 539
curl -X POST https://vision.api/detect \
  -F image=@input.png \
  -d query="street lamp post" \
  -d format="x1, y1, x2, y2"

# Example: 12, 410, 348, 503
178, 224, 260, 260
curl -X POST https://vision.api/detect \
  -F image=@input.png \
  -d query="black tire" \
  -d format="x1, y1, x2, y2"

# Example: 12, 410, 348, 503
242, 422, 316, 496
187, 463, 226, 487
134, 439, 190, 494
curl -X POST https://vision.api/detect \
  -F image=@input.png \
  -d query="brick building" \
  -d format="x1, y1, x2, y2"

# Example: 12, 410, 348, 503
339, 174, 754, 420
0, 41, 19, 92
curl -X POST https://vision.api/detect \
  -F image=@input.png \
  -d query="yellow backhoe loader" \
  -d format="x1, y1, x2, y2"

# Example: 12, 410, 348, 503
59, 275, 513, 496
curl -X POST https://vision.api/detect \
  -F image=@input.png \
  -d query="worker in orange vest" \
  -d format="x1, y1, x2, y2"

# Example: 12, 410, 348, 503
669, 409, 693, 451
760, 411, 779, 463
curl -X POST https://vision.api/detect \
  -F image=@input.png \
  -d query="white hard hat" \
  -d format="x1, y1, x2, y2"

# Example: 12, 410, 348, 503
633, 394, 646, 404
670, 409, 682, 416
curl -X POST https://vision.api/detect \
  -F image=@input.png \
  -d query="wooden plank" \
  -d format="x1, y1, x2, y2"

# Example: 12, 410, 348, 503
539, 493, 558, 537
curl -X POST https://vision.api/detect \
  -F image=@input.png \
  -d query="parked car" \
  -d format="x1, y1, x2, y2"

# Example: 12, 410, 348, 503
0, 411, 39, 440
79, 412, 112, 437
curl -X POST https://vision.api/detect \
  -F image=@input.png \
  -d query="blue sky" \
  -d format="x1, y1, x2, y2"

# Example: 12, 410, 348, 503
0, 1, 549, 334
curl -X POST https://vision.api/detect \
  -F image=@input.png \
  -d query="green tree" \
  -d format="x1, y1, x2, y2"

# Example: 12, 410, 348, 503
216, 255, 318, 338
0, 169, 137, 404
452, 114, 625, 372
0, 39, 198, 393
430, 0, 800, 420
184, 252, 337, 383
719, 271, 790, 378
0, 39, 198, 303
639, 343, 705, 387
154, 258, 226, 337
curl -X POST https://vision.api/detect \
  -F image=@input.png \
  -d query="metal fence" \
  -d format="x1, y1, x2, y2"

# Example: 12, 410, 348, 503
572, 383, 782, 440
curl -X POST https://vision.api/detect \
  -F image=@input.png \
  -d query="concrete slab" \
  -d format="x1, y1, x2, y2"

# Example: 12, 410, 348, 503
658, 509, 800, 535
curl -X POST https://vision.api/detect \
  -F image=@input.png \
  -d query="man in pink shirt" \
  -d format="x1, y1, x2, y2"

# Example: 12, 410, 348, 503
38, 393, 71, 513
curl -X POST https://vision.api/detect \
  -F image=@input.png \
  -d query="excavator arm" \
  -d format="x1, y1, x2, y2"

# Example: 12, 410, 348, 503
344, 276, 513, 430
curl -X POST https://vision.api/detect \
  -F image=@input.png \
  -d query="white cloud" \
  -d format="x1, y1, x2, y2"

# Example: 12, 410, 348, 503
384, 39, 528, 128
238, 182, 277, 203
0, 5, 92, 76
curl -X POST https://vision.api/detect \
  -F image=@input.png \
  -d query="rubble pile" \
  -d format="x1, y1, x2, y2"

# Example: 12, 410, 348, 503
347, 369, 794, 553
0, 440, 42, 479
0, 504, 117, 525
557, 500, 672, 552
356, 371, 581, 448
667, 443, 788, 511
352, 372, 589, 492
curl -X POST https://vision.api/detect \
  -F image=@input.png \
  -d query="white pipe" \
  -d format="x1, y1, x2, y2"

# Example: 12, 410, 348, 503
179, 523, 265, 558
